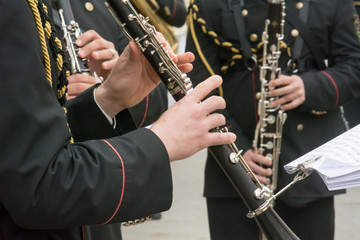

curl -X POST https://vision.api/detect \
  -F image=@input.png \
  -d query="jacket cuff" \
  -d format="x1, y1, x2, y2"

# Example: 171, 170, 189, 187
65, 84, 136, 141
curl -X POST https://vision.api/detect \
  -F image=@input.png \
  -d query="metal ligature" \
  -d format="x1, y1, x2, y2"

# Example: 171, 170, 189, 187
104, 0, 312, 239
253, 0, 287, 204
56, 0, 101, 80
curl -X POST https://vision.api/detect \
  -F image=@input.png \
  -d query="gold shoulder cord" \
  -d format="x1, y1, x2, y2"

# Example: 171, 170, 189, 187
27, 0, 52, 86
188, 0, 292, 82
27, 0, 74, 143
187, 0, 223, 97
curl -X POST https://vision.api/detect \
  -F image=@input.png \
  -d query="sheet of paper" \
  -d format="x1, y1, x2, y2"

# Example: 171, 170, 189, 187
284, 124, 360, 190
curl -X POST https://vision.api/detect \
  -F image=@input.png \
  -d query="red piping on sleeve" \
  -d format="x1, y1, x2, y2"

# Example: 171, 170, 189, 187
137, 96, 149, 128
81, 226, 85, 240
320, 71, 339, 109
169, 0, 177, 20
100, 139, 126, 224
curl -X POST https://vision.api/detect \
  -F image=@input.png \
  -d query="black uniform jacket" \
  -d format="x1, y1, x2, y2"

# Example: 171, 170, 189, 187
52, 0, 169, 128
343, 0, 360, 128
0, 1, 172, 239
186, 0, 360, 206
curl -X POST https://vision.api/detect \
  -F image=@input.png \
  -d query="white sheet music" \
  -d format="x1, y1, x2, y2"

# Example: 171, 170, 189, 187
284, 124, 360, 190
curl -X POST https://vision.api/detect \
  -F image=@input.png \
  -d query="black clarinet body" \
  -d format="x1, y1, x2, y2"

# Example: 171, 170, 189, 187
105, 0, 192, 101
209, 145, 298, 240
105, 0, 299, 239
253, 0, 287, 196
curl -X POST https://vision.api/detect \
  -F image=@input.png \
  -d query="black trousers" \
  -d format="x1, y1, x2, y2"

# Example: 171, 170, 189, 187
343, 98, 360, 128
207, 197, 334, 240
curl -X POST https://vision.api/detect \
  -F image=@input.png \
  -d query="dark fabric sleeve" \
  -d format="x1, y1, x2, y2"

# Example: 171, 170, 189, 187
66, 84, 137, 141
0, 1, 172, 229
185, 0, 252, 152
298, 0, 360, 112
129, 83, 168, 128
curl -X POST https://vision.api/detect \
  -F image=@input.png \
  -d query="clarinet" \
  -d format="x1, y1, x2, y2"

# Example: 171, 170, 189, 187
104, 1, 299, 239
56, 0, 102, 81
253, 0, 287, 205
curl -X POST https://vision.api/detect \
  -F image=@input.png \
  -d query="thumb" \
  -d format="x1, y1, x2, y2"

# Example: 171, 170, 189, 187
119, 40, 142, 64
128, 40, 142, 59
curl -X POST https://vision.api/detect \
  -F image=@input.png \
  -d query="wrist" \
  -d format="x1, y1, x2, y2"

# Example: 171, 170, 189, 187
94, 84, 125, 118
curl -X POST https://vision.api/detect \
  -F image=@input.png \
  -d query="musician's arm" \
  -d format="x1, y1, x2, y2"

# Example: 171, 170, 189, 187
0, 1, 172, 228
296, 0, 360, 112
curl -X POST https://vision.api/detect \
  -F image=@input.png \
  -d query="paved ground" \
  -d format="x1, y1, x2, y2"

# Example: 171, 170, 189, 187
122, 149, 360, 240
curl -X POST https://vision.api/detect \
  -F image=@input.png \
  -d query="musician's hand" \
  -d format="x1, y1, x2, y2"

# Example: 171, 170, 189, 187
157, 32, 195, 74
268, 75, 305, 110
67, 74, 101, 99
95, 40, 161, 118
76, 30, 118, 79
151, 75, 236, 161
175, 52, 195, 73
243, 149, 272, 184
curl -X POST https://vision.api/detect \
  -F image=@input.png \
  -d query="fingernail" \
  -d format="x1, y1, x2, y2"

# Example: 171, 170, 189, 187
76, 39, 82, 46
158, 35, 165, 42
78, 49, 85, 57
93, 52, 99, 59
212, 75, 222, 82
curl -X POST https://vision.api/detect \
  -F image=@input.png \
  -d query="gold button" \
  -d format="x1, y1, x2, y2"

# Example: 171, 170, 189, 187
242, 9, 248, 17
296, 2, 304, 10
85, 2, 94, 12
311, 110, 328, 115
291, 29, 299, 37
164, 6, 171, 16
256, 92, 261, 100
296, 124, 304, 131
250, 33, 258, 42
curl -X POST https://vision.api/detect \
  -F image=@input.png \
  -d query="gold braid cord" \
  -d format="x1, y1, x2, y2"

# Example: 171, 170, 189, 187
27, 0, 74, 144
353, 1, 360, 42
27, 0, 52, 86
187, 0, 223, 96
187, 0, 291, 76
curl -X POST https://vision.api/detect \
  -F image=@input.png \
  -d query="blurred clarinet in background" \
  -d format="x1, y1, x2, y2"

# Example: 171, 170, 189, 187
56, 0, 101, 81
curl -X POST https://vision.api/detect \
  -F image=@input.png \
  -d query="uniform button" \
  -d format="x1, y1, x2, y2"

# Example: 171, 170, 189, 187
85, 2, 94, 12
311, 110, 328, 115
242, 9, 248, 17
163, 6, 171, 16
250, 33, 258, 42
291, 29, 299, 37
296, 124, 304, 131
256, 92, 261, 100
296, 2, 304, 10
